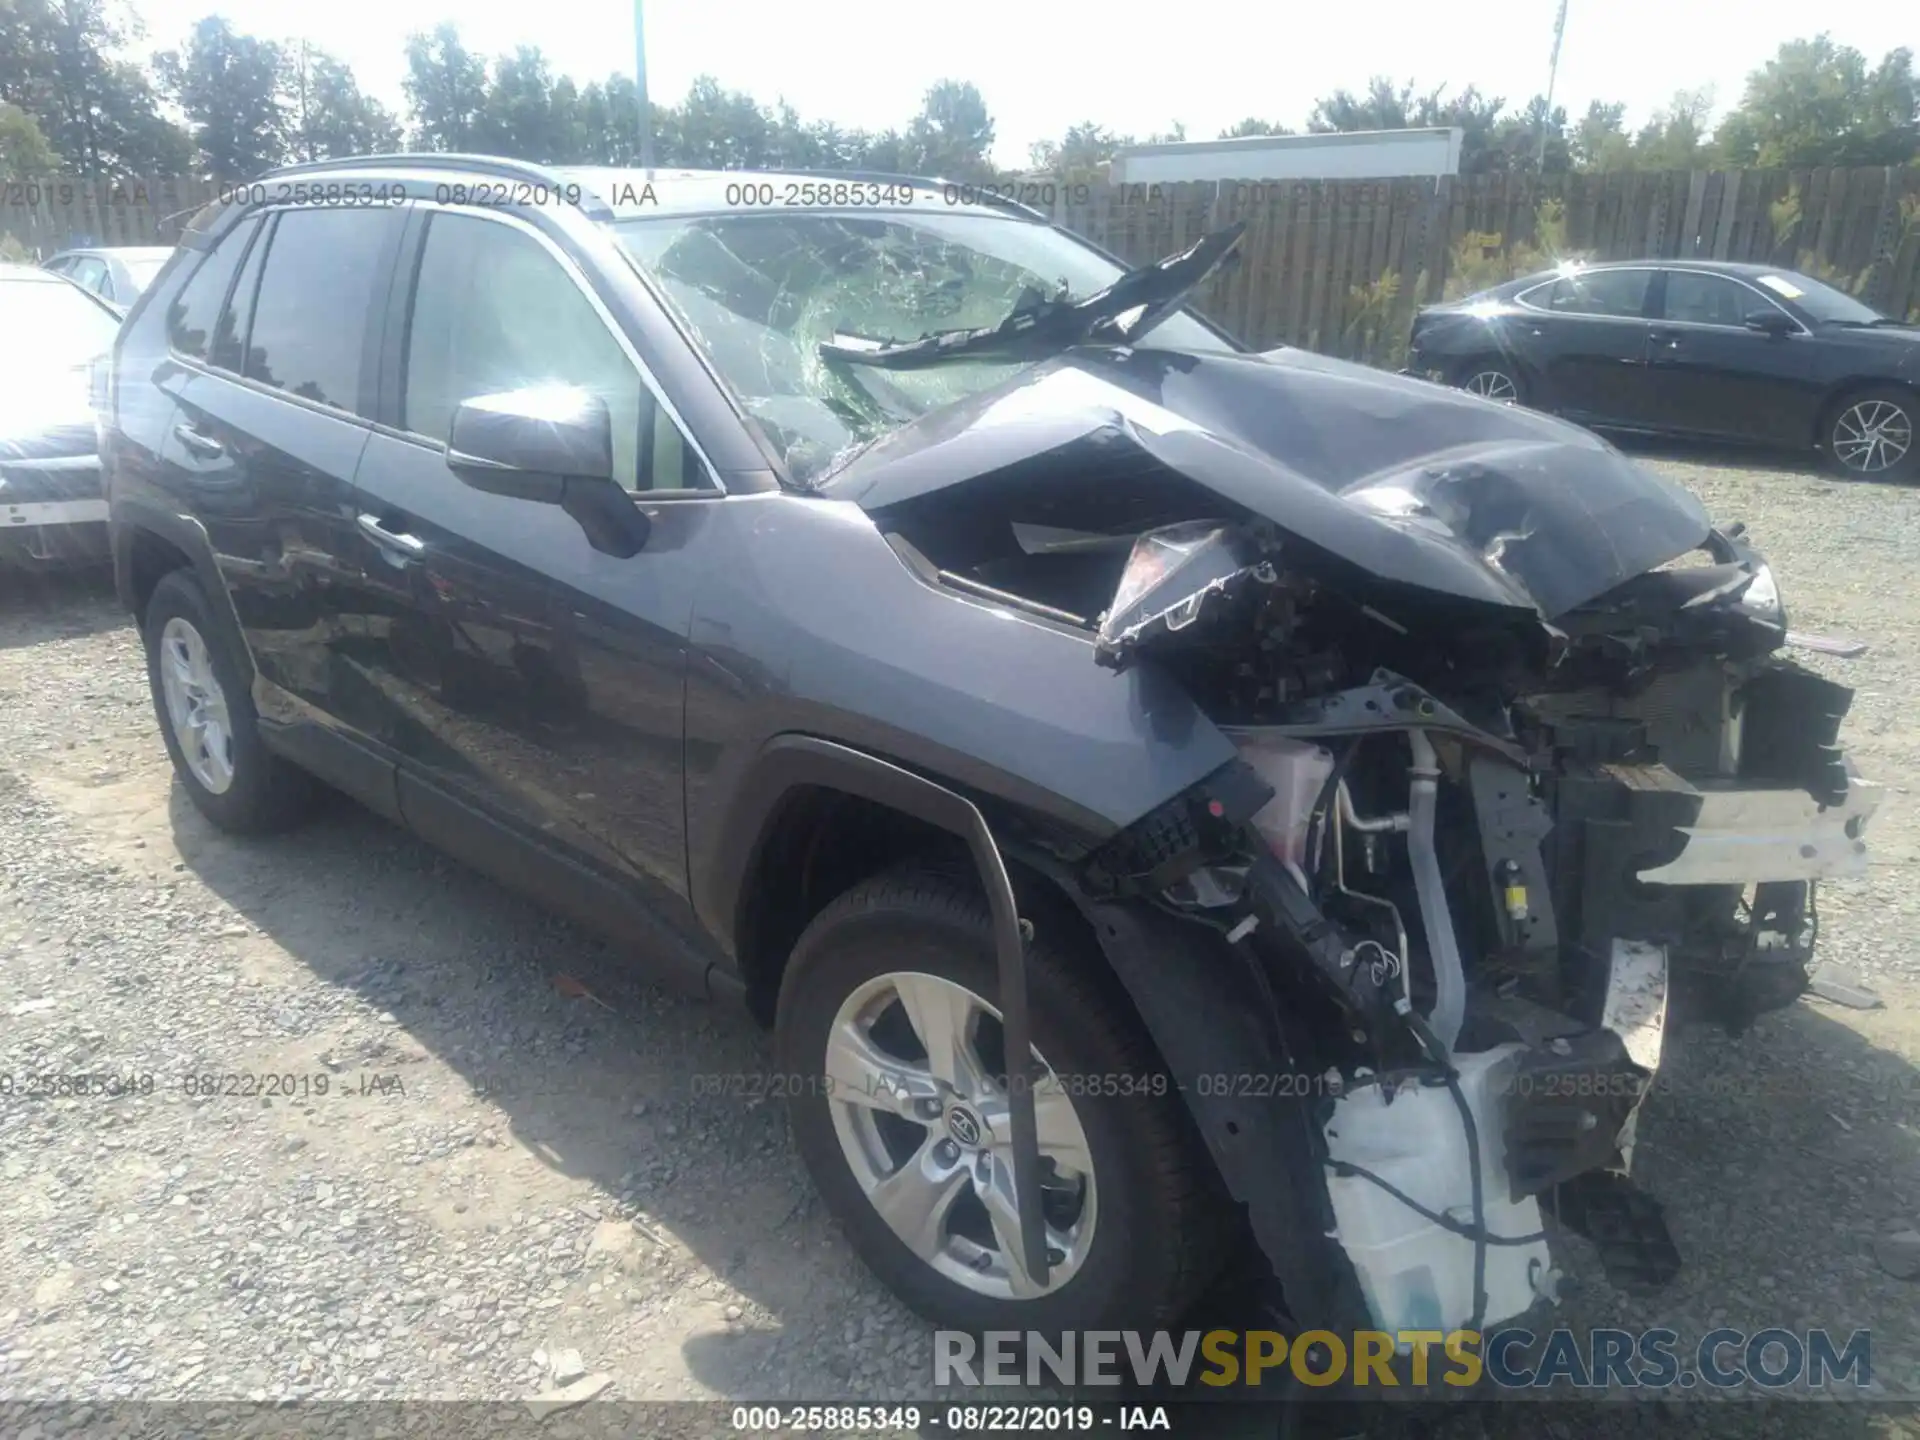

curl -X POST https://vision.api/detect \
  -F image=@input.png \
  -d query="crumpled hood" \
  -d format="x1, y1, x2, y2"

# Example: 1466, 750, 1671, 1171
823, 345, 1711, 619
0, 359, 97, 464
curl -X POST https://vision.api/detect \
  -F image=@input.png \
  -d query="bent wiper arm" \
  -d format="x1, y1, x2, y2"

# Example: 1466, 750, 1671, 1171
818, 221, 1247, 371
818, 304, 1098, 371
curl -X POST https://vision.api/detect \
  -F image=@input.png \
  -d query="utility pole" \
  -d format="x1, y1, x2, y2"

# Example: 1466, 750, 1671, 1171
634, 0, 654, 168
297, 40, 313, 162
1536, 0, 1568, 168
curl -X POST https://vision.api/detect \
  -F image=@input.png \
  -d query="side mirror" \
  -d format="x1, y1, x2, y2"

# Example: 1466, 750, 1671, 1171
448, 386, 614, 496
1744, 308, 1794, 336
446, 387, 648, 556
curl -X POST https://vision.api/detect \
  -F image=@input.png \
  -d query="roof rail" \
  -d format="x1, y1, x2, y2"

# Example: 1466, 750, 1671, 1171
258, 153, 615, 221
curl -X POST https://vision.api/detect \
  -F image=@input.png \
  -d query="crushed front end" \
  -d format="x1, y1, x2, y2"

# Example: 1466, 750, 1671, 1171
1077, 516, 1878, 1338
831, 345, 1880, 1338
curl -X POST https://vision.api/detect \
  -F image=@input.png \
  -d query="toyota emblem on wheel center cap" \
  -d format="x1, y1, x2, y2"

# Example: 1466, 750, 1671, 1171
945, 1105, 983, 1148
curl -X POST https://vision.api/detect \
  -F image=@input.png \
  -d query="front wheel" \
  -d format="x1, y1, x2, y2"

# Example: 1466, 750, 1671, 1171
1825, 386, 1916, 480
774, 867, 1228, 1333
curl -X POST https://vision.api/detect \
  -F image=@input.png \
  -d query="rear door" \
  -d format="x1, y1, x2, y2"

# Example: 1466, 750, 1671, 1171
155, 203, 407, 772
343, 201, 722, 928
1512, 267, 1660, 426
1643, 269, 1820, 443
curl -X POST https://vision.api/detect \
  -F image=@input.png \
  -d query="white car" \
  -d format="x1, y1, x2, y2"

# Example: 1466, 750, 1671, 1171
0, 264, 123, 568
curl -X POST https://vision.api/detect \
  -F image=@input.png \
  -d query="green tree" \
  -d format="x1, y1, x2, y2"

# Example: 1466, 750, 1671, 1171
1219, 118, 1292, 138
1631, 87, 1717, 169
477, 45, 560, 160
0, 97, 57, 174
1307, 77, 1515, 173
0, 98, 59, 175
906, 78, 995, 178
663, 74, 772, 167
1570, 99, 1632, 169
154, 16, 291, 179
1029, 121, 1126, 173
287, 43, 400, 162
1716, 35, 1917, 167
402, 22, 487, 151
851, 127, 911, 171
0, 0, 191, 175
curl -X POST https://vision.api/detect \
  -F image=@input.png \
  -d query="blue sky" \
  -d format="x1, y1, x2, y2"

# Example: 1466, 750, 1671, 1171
124, 0, 1913, 169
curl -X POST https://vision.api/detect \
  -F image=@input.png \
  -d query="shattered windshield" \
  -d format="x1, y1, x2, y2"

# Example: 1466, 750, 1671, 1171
613, 211, 1232, 484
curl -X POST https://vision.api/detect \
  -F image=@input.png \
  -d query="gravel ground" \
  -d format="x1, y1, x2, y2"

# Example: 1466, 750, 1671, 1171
0, 448, 1916, 1439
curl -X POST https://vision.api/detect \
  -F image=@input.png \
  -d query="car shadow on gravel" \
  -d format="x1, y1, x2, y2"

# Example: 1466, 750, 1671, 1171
1608, 433, 1918, 492
161, 777, 868, 1383
163, 776, 1920, 1426
0, 564, 121, 649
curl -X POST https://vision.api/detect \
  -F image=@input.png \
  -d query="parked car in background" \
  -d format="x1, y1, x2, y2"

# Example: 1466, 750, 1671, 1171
102, 157, 1875, 1341
0, 263, 122, 568
43, 245, 176, 312
1406, 259, 1918, 479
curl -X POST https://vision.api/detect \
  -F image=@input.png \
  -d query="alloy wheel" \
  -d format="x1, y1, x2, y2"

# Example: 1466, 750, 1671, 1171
1832, 399, 1913, 475
823, 970, 1097, 1300
158, 616, 235, 794
1463, 369, 1519, 403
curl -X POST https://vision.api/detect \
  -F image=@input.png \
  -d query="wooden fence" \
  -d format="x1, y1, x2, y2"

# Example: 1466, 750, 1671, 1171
1047, 166, 1920, 363
6, 166, 1918, 365
2, 176, 219, 255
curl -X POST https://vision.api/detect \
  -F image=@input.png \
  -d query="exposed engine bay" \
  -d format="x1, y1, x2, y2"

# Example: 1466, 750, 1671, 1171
828, 338, 1881, 1338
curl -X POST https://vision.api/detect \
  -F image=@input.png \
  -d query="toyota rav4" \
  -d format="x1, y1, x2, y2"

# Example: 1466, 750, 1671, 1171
101, 155, 1878, 1343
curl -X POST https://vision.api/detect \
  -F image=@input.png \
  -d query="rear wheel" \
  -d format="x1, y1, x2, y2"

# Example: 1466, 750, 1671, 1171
1825, 386, 1916, 480
775, 866, 1228, 1332
1455, 358, 1524, 405
143, 569, 317, 834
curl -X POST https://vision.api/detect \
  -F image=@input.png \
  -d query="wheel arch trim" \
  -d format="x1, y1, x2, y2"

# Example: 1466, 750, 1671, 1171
112, 499, 260, 688
1011, 850, 1369, 1332
710, 733, 1051, 1285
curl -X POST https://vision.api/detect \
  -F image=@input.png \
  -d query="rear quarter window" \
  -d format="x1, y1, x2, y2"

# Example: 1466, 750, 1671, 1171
167, 223, 256, 361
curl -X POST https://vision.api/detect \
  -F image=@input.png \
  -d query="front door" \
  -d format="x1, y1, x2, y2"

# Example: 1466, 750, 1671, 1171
343, 203, 719, 927
1644, 270, 1819, 444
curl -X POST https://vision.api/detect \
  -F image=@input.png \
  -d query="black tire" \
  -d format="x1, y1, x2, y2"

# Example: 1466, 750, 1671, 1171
775, 865, 1229, 1333
142, 568, 317, 834
1453, 356, 1525, 406
1823, 384, 1917, 481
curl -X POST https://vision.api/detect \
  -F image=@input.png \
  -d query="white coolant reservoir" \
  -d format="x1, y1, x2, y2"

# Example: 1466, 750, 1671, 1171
1322, 1046, 1550, 1340
1231, 735, 1335, 872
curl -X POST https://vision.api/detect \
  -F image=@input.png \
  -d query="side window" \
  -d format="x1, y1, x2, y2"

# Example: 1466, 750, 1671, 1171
210, 216, 273, 373
167, 222, 256, 360
1663, 271, 1762, 328
402, 210, 710, 492
69, 257, 108, 293
244, 207, 393, 415
1547, 269, 1651, 318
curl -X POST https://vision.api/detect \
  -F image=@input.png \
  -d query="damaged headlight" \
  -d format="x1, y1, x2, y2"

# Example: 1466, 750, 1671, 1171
1740, 562, 1781, 620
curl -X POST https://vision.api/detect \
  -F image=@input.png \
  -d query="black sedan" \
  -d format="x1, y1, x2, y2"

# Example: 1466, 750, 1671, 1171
0, 263, 123, 568
1406, 260, 1918, 479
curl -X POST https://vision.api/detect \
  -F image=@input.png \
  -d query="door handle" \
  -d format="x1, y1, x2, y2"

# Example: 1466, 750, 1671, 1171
172, 422, 224, 459
356, 513, 425, 557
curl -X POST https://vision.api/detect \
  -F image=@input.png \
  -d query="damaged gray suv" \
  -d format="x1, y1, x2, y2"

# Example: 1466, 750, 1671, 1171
102, 155, 1879, 1343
